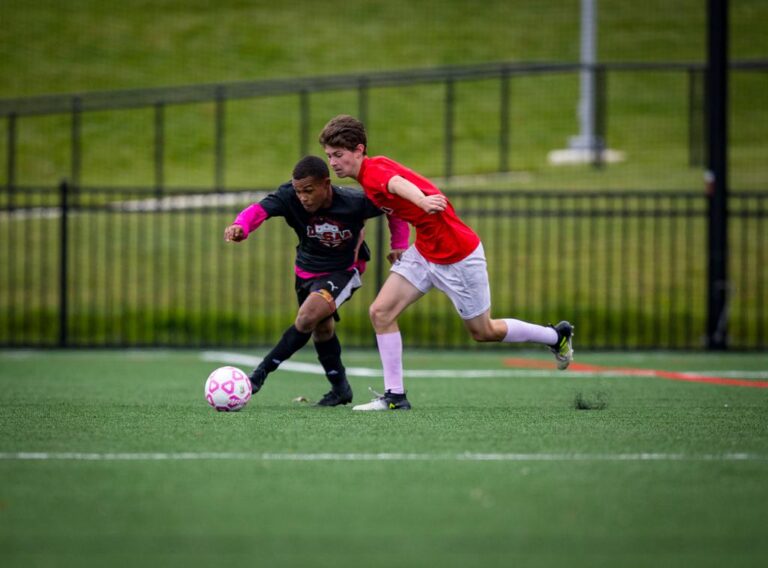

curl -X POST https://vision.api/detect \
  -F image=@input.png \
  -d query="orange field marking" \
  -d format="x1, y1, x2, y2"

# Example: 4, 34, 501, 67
503, 358, 768, 388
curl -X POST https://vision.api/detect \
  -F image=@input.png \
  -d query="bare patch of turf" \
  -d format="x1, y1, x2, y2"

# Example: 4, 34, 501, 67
574, 392, 608, 410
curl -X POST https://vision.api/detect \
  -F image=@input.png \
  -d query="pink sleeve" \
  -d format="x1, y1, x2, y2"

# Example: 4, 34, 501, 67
387, 215, 410, 250
233, 203, 269, 238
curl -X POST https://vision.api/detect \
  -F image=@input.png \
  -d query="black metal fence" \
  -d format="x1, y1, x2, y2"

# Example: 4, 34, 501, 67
1, 60, 767, 349
1, 184, 766, 350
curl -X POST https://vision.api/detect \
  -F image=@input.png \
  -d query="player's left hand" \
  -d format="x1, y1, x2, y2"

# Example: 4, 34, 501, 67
224, 224, 246, 242
387, 249, 406, 264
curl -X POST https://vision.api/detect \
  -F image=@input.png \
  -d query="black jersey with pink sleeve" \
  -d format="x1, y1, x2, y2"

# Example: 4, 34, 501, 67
235, 182, 392, 274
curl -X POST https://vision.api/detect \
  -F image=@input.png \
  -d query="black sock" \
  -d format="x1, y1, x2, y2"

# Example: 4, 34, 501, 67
314, 334, 348, 389
256, 325, 312, 376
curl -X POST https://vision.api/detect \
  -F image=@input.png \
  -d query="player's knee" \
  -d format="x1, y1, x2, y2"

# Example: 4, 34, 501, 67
368, 302, 393, 329
294, 312, 318, 334
468, 324, 497, 342
469, 329, 492, 342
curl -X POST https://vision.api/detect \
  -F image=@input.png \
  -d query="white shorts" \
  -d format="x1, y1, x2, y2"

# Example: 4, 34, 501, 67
391, 243, 491, 320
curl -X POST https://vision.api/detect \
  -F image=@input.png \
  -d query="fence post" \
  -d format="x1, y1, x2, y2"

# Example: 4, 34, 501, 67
154, 102, 165, 200
706, 0, 729, 350
6, 113, 16, 211
592, 65, 607, 169
688, 68, 705, 167
444, 78, 454, 180
70, 97, 81, 204
358, 76, 369, 125
59, 179, 69, 347
215, 86, 226, 192
299, 90, 310, 158
374, 216, 385, 325
499, 68, 510, 172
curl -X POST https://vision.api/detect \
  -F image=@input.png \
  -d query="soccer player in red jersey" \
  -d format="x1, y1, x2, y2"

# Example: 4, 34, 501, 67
319, 115, 574, 411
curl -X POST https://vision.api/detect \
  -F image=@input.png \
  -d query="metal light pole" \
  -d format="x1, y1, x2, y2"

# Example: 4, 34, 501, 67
568, 0, 600, 152
548, 0, 622, 165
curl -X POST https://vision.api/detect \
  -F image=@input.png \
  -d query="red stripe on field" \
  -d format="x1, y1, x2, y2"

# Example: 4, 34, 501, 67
503, 358, 768, 388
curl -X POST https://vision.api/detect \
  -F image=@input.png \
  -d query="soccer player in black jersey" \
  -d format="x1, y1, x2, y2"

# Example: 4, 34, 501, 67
224, 155, 408, 406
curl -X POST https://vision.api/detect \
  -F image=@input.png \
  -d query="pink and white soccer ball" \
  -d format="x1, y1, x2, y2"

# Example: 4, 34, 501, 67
204, 366, 252, 412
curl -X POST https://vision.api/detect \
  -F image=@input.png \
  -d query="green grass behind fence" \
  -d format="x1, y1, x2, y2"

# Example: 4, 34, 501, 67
1, 1, 767, 191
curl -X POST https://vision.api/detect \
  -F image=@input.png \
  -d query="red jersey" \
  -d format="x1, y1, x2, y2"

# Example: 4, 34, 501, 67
357, 156, 480, 264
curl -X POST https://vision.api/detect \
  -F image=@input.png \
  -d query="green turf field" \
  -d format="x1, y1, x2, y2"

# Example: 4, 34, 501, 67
1, 348, 767, 567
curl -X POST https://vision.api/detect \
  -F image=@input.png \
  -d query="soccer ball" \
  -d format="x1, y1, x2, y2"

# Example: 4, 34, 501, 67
204, 366, 252, 412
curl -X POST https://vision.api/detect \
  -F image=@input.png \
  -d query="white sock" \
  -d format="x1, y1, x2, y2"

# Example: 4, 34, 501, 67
502, 319, 558, 345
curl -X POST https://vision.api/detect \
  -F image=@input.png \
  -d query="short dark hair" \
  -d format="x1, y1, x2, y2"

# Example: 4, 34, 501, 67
292, 155, 330, 180
318, 115, 367, 152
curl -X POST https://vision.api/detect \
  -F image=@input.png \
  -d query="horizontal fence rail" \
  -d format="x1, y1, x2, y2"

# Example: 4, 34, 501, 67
2, 60, 766, 117
1, 185, 766, 350
2, 59, 766, 193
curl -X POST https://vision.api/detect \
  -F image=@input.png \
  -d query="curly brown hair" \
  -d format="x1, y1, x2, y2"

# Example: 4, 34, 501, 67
318, 115, 367, 153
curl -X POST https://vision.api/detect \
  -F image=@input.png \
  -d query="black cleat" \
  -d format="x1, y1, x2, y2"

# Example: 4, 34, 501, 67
315, 382, 354, 407
548, 321, 574, 370
352, 389, 412, 411
249, 367, 268, 394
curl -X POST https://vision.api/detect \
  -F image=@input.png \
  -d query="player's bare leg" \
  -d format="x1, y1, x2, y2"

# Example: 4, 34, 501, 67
465, 313, 573, 370
368, 272, 424, 334
295, 293, 336, 333
354, 273, 424, 411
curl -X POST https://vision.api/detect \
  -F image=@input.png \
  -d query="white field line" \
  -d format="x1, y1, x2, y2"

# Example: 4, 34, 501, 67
696, 371, 768, 379
0, 452, 765, 463
201, 351, 549, 378
1, 350, 765, 379
200, 351, 768, 380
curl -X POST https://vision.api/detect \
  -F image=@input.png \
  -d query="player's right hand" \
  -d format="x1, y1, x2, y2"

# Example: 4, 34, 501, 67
224, 224, 246, 242
418, 194, 447, 214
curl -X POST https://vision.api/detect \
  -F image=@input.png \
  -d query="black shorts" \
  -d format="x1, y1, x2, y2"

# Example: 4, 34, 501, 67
295, 269, 363, 322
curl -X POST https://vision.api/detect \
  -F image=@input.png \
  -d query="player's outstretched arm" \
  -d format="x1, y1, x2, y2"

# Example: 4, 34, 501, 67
387, 175, 447, 214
